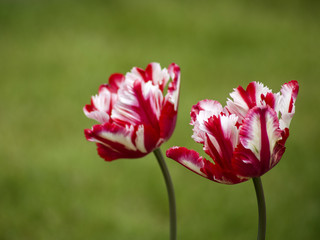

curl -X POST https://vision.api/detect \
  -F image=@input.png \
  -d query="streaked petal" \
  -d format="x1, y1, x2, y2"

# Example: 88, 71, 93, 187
238, 106, 282, 175
140, 124, 160, 152
151, 63, 180, 141
84, 123, 148, 161
233, 128, 289, 178
203, 114, 239, 168
278, 80, 299, 129
159, 100, 177, 141
270, 128, 289, 167
226, 81, 272, 122
105, 73, 126, 93
112, 79, 163, 128
84, 74, 125, 123
232, 144, 261, 177
83, 88, 113, 123
145, 62, 170, 91
190, 100, 224, 144
125, 62, 170, 88
166, 147, 210, 178
125, 66, 146, 84
261, 92, 280, 111
166, 63, 181, 111
85, 123, 136, 151
166, 147, 247, 184
83, 106, 110, 124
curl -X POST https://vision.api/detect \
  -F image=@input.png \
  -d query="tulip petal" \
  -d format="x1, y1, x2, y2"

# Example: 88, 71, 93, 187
145, 62, 170, 91
226, 81, 272, 122
112, 79, 163, 128
83, 105, 110, 124
111, 63, 176, 129
278, 80, 299, 129
233, 130, 289, 178
166, 147, 247, 184
203, 114, 239, 168
159, 100, 177, 141
236, 106, 282, 176
190, 99, 224, 144
105, 73, 126, 93
166, 63, 181, 111
158, 63, 180, 141
84, 123, 147, 161
166, 147, 209, 178
270, 128, 289, 167
83, 89, 113, 123
83, 74, 125, 123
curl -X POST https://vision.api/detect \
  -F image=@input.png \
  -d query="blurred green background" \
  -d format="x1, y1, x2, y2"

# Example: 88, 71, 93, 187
1, 0, 319, 239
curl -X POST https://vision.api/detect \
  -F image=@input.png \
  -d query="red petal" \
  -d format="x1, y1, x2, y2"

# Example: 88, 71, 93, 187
166, 147, 247, 184
105, 73, 125, 93
166, 147, 211, 178
159, 100, 177, 141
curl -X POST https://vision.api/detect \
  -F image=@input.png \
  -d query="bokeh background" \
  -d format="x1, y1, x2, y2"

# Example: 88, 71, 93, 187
1, 0, 319, 239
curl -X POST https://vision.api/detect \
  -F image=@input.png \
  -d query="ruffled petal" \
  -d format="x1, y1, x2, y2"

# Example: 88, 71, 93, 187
190, 100, 224, 144
83, 74, 125, 124
278, 80, 299, 130
155, 63, 181, 141
125, 66, 146, 84
125, 62, 170, 88
226, 81, 272, 122
166, 63, 181, 111
145, 62, 170, 91
105, 73, 126, 93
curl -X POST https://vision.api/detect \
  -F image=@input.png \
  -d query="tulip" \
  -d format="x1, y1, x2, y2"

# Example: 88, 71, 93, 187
84, 62, 180, 240
167, 80, 299, 240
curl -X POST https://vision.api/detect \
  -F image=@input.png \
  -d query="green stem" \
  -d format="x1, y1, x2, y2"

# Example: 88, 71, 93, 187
253, 177, 266, 240
153, 148, 177, 240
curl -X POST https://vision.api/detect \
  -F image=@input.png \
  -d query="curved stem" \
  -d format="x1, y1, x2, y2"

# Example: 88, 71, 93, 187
153, 148, 177, 240
253, 177, 266, 240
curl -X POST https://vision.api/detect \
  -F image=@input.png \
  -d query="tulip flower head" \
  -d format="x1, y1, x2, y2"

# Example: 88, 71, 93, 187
84, 62, 180, 161
167, 81, 299, 184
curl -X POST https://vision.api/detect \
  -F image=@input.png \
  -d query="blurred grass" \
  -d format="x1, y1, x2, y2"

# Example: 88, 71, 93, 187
0, 0, 319, 239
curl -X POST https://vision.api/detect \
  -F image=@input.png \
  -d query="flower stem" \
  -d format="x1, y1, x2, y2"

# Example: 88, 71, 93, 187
253, 177, 266, 240
153, 148, 177, 240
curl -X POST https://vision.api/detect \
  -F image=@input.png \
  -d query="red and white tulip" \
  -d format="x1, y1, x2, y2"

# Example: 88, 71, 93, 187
167, 81, 299, 184
84, 62, 180, 161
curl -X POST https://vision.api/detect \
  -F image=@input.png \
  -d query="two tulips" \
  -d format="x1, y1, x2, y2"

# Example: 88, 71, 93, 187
84, 62, 299, 240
